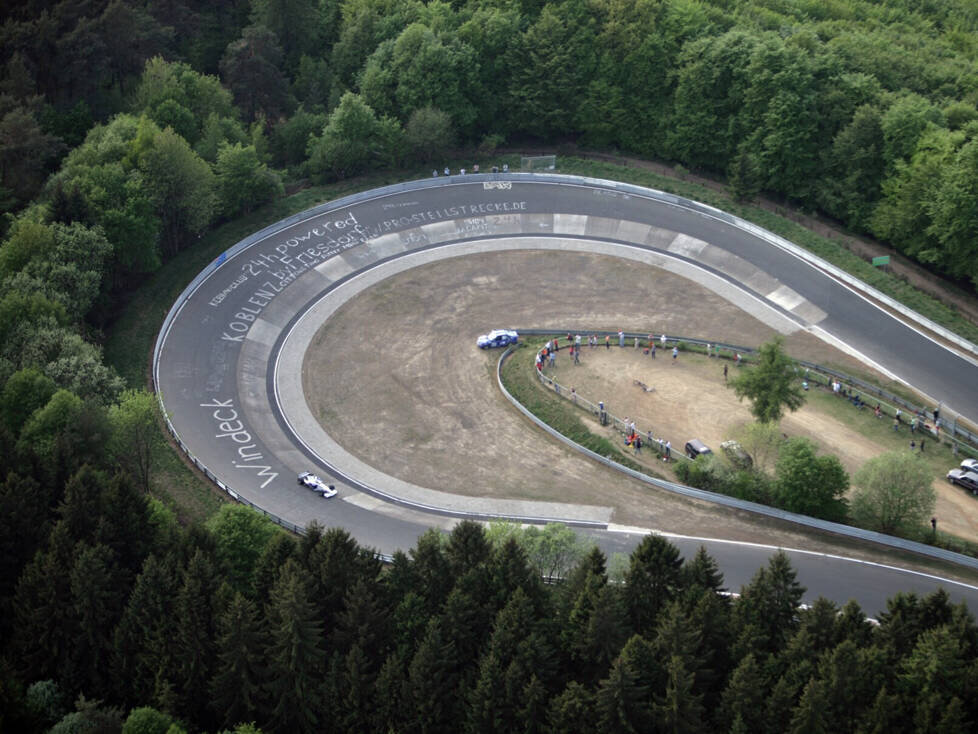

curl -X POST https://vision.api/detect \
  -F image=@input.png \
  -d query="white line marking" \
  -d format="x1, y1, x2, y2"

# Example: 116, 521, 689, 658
606, 524, 978, 591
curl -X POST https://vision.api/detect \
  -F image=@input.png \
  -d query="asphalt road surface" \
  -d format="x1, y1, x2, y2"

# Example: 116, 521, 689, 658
155, 174, 978, 615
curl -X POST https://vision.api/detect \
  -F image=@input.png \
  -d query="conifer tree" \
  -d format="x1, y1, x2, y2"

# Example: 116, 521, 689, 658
264, 558, 326, 733
408, 618, 460, 734
718, 653, 767, 733
547, 680, 596, 734
173, 549, 219, 726
112, 554, 176, 706
339, 644, 373, 734
733, 551, 805, 656
67, 542, 124, 697
787, 677, 831, 734
12, 523, 77, 682
209, 592, 264, 730
625, 534, 684, 636
446, 520, 491, 576
595, 656, 650, 733
655, 654, 706, 734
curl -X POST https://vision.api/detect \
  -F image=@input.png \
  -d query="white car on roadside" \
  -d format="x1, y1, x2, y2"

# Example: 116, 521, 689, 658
298, 472, 337, 498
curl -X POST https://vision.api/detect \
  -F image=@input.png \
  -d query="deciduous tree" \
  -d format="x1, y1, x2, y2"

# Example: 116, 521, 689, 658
729, 337, 805, 424
850, 451, 935, 535
774, 438, 848, 522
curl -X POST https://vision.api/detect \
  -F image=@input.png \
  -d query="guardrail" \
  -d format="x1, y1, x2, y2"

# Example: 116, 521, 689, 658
498, 344, 978, 570
151, 171, 978, 562
517, 329, 978, 459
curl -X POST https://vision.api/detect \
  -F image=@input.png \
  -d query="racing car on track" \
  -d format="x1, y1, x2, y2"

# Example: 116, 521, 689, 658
477, 329, 519, 349
298, 472, 337, 498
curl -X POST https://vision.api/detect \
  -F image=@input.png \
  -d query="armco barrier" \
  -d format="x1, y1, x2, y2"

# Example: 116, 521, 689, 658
498, 344, 978, 570
152, 172, 978, 562
518, 329, 978, 458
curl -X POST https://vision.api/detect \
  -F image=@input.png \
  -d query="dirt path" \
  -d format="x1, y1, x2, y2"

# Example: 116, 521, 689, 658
546, 348, 978, 540
303, 250, 978, 577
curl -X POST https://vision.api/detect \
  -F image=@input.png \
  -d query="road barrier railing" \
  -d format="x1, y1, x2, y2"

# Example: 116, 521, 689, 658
150, 171, 978, 562
518, 329, 978, 459
499, 344, 978, 570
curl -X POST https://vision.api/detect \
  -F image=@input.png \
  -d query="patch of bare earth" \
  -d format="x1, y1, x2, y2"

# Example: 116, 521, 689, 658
303, 250, 978, 582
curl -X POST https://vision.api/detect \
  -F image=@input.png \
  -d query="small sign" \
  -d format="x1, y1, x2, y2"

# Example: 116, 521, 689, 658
872, 255, 890, 267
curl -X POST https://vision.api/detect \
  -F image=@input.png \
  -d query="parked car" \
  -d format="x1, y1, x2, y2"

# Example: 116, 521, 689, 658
685, 439, 712, 460
720, 440, 752, 469
947, 469, 978, 494
477, 329, 519, 349
960, 458, 978, 474
298, 472, 337, 498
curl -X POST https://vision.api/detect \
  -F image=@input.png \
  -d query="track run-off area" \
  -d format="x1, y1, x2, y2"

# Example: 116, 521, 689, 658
155, 173, 978, 615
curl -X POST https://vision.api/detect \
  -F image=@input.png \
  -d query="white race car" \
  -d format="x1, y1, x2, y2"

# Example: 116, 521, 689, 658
298, 472, 337, 498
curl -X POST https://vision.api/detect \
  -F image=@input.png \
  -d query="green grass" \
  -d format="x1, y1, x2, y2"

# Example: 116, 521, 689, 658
149, 436, 226, 524
500, 340, 653, 475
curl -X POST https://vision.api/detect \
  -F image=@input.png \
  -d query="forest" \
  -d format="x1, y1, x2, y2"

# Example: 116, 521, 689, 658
3, 0, 978, 731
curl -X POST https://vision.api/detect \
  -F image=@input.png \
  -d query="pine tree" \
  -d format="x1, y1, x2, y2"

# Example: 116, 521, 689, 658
682, 546, 726, 595
819, 640, 886, 733
653, 601, 704, 675
66, 542, 124, 696
547, 680, 596, 734
718, 653, 766, 732
173, 549, 219, 727
302, 526, 382, 625
339, 644, 373, 734
372, 652, 408, 733
409, 529, 453, 615
654, 654, 706, 734
264, 558, 326, 733
12, 523, 76, 682
332, 577, 391, 660
855, 685, 903, 734
468, 589, 553, 733
520, 674, 549, 734
0, 472, 53, 622
112, 554, 177, 706
252, 531, 295, 603
733, 551, 805, 656
445, 520, 491, 576
595, 656, 650, 734
787, 677, 831, 734
408, 618, 460, 734
490, 536, 546, 613
625, 534, 684, 636
441, 568, 496, 680
209, 592, 264, 730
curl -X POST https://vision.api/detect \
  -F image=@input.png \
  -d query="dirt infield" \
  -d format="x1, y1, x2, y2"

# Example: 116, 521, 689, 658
303, 249, 978, 574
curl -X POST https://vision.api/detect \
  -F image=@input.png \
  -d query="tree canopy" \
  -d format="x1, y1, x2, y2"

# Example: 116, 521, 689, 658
729, 337, 806, 424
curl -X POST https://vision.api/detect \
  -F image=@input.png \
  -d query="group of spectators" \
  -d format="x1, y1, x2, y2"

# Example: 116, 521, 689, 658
433, 163, 508, 176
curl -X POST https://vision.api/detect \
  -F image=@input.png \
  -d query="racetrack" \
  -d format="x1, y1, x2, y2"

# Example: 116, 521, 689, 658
155, 173, 978, 614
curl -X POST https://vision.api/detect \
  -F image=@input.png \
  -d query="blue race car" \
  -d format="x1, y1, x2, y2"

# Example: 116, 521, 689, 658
477, 329, 519, 349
